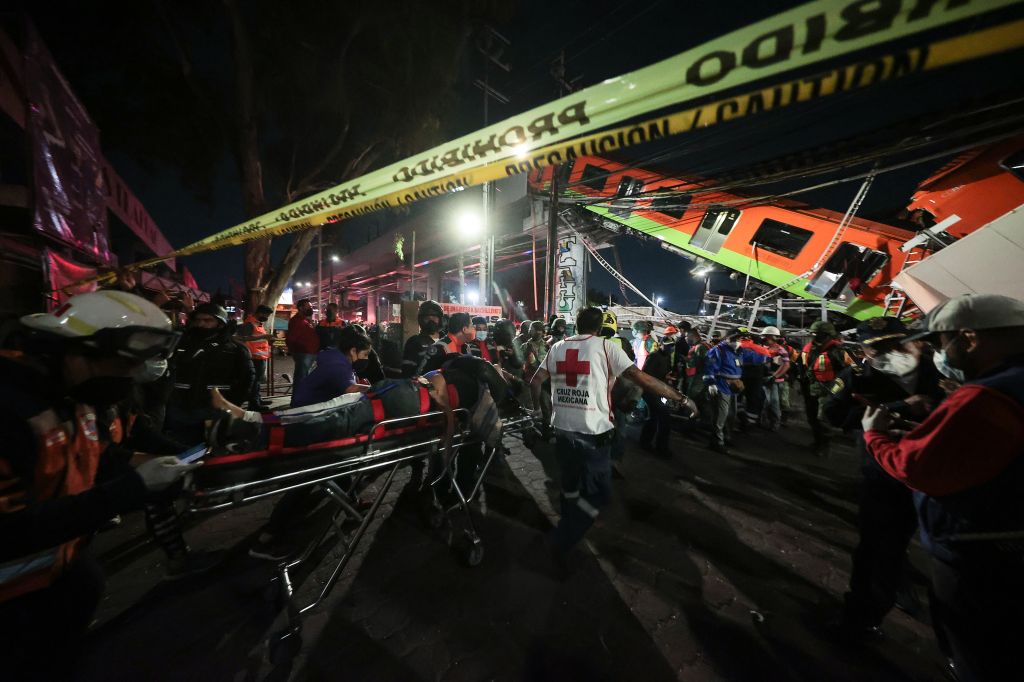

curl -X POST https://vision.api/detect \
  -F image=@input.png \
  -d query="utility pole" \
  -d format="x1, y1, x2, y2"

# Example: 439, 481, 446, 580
475, 27, 510, 308
545, 50, 580, 321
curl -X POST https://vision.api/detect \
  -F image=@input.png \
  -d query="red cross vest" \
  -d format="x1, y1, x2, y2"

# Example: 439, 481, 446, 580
545, 335, 633, 435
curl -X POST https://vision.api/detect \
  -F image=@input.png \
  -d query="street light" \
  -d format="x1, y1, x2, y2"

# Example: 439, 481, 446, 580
655, 295, 664, 306
330, 254, 340, 262
456, 211, 483, 238
467, 289, 480, 304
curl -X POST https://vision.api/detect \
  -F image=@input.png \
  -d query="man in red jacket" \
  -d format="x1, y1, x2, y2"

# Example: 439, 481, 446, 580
861, 294, 1024, 681
286, 298, 320, 393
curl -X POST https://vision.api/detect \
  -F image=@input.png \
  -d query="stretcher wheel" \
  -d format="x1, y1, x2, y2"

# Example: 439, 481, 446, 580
268, 627, 302, 664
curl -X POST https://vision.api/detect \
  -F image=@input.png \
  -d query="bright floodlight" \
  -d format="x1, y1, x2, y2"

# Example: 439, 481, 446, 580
655, 296, 664, 306
456, 212, 483, 237
331, 254, 340, 262
467, 289, 480, 304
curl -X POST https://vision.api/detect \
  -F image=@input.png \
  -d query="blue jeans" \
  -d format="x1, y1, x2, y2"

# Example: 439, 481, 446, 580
292, 353, 315, 387
551, 429, 614, 552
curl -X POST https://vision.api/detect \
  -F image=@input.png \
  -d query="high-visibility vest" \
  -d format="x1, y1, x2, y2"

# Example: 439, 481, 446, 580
801, 339, 843, 383
243, 315, 271, 360
0, 402, 115, 603
318, 319, 345, 328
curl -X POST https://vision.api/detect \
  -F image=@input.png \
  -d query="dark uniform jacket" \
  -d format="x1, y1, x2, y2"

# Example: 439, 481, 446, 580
169, 328, 254, 409
401, 333, 436, 378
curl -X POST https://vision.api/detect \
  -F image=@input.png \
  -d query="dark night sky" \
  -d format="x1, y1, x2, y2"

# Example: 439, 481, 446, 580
25, 0, 1024, 310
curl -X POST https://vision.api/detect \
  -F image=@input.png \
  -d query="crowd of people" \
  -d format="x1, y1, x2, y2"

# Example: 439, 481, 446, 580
0, 286, 1020, 681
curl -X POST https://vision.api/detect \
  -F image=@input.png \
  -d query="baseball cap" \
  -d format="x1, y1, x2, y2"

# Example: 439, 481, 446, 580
854, 317, 909, 345
905, 294, 1024, 342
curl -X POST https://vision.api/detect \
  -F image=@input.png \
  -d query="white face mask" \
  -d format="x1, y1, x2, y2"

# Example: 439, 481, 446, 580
933, 335, 966, 382
133, 358, 167, 383
476, 331, 488, 341
868, 350, 919, 377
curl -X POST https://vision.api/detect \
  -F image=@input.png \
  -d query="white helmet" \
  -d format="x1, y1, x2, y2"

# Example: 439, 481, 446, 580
761, 326, 781, 336
21, 290, 179, 360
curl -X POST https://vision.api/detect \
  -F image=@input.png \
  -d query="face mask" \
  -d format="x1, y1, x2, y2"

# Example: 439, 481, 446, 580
476, 331, 488, 341
187, 326, 219, 342
869, 351, 919, 377
133, 358, 167, 383
352, 358, 370, 375
68, 376, 135, 406
933, 335, 966, 382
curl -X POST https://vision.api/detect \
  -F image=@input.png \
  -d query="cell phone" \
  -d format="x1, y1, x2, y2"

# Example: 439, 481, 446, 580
851, 393, 881, 409
177, 444, 207, 464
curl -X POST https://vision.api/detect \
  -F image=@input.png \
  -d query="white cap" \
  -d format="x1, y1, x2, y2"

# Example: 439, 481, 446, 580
906, 293, 1024, 341
761, 326, 781, 336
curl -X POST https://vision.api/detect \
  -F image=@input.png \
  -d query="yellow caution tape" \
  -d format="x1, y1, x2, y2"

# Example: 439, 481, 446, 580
119, 0, 1022, 267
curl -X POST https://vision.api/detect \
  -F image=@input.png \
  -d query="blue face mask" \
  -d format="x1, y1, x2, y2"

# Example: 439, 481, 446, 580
933, 334, 966, 382
476, 331, 488, 341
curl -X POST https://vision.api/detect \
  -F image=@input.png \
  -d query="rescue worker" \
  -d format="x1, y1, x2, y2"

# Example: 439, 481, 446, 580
235, 304, 274, 409
421, 312, 475, 373
513, 319, 532, 359
599, 310, 635, 362
547, 316, 568, 345
524, 320, 549, 373
492, 319, 525, 379
862, 294, 1024, 681
401, 299, 444, 378
684, 328, 714, 431
631, 319, 658, 369
639, 341, 678, 458
467, 315, 496, 362
761, 326, 791, 431
736, 328, 771, 426
530, 307, 683, 564
704, 330, 744, 455
801, 320, 854, 457
286, 298, 319, 388
315, 302, 345, 348
821, 316, 944, 640
165, 303, 254, 444
0, 291, 199, 675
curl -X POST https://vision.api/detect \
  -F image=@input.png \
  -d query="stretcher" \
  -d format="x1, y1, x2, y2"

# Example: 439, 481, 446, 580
183, 399, 538, 663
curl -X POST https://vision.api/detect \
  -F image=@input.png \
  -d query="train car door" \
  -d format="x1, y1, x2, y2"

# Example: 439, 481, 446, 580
805, 242, 888, 299
692, 206, 740, 253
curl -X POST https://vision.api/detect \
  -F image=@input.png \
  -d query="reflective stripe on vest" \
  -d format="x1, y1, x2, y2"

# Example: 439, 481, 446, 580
0, 404, 106, 603
802, 340, 840, 383
244, 315, 271, 360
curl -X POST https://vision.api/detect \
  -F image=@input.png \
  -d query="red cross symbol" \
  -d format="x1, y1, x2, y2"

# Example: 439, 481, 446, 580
555, 349, 591, 387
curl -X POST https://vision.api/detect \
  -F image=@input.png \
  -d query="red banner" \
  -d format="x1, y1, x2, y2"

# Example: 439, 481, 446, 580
440, 303, 502, 317
43, 249, 97, 310
25, 20, 110, 264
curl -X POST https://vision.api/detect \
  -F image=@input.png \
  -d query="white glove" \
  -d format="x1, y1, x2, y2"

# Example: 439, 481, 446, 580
135, 456, 202, 492
707, 384, 720, 397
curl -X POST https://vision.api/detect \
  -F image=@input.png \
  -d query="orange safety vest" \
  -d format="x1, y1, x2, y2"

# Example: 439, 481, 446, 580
0, 403, 116, 603
801, 339, 843, 383
318, 319, 345, 328
441, 333, 463, 355
243, 315, 271, 360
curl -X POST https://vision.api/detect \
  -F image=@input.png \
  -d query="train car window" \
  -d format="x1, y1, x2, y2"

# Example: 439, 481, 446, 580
999, 150, 1024, 182
610, 176, 643, 218
750, 219, 814, 259
805, 242, 888, 299
579, 164, 608, 192
651, 193, 691, 220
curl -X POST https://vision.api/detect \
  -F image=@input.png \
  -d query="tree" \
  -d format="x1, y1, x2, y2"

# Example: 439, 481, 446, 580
33, 0, 504, 308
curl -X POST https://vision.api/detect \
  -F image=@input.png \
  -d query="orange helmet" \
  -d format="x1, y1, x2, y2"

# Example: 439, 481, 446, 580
664, 325, 679, 334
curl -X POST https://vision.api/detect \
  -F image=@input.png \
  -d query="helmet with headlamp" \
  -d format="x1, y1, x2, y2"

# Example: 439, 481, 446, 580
20, 290, 180, 362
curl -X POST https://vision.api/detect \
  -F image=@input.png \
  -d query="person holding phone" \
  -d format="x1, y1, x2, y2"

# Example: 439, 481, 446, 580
821, 316, 945, 641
